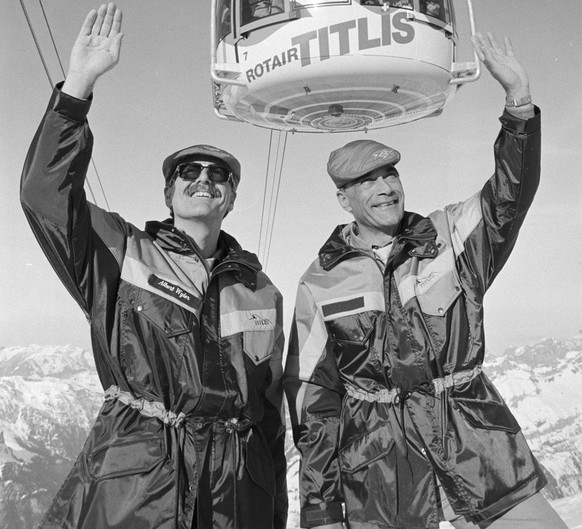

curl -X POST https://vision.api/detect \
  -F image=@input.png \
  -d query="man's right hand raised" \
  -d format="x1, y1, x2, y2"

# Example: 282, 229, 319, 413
62, 2, 123, 100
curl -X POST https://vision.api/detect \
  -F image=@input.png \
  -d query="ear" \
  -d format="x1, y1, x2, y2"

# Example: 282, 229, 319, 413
227, 189, 237, 212
222, 189, 236, 219
336, 189, 352, 213
164, 185, 174, 209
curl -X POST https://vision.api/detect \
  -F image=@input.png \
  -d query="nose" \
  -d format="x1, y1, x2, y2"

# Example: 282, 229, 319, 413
194, 166, 212, 184
374, 175, 396, 193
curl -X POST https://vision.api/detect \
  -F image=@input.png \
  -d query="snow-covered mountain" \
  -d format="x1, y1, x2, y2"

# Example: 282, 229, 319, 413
0, 339, 580, 528
484, 337, 582, 500
0, 345, 102, 528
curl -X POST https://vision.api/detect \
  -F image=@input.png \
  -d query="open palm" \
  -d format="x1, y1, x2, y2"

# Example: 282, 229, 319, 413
472, 32, 529, 96
68, 3, 123, 83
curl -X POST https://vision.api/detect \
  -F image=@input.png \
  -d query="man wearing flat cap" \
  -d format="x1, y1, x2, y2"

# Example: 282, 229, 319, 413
284, 33, 567, 529
20, 4, 287, 529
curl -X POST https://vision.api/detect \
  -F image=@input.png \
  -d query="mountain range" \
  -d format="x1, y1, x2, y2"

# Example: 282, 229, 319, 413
0, 338, 580, 528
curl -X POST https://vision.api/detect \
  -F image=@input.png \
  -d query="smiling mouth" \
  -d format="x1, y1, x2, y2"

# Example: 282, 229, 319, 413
374, 198, 399, 208
187, 184, 220, 199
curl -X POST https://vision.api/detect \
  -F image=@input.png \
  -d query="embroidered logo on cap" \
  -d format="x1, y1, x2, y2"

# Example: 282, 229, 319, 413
372, 149, 395, 159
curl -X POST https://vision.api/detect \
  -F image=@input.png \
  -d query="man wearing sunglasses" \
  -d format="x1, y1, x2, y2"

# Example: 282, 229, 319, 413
284, 33, 567, 529
20, 4, 287, 529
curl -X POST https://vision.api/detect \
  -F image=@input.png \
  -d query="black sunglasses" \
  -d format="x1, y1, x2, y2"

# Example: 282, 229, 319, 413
174, 162, 232, 184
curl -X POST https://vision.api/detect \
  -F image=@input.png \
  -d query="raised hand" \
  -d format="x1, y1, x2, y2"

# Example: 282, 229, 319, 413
471, 32, 530, 101
62, 3, 123, 99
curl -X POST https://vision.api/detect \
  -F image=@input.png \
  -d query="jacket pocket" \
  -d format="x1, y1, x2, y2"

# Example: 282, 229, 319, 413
452, 397, 521, 434
450, 373, 521, 434
131, 292, 194, 337
339, 425, 395, 474
327, 311, 375, 346
87, 436, 167, 481
243, 329, 276, 366
416, 269, 462, 316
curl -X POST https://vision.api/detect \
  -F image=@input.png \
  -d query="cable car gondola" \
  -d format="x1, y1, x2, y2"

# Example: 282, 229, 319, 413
211, 0, 480, 133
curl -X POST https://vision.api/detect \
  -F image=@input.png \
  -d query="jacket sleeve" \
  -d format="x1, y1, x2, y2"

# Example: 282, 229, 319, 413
443, 107, 541, 294
283, 280, 345, 528
20, 84, 131, 321
257, 288, 288, 529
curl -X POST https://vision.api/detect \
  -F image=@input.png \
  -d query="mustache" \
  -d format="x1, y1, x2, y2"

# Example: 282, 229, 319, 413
186, 182, 221, 198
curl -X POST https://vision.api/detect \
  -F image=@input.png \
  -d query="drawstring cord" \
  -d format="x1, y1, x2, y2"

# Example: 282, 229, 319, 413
224, 417, 253, 528
391, 381, 435, 520
224, 417, 251, 480
393, 381, 435, 482
103, 387, 256, 528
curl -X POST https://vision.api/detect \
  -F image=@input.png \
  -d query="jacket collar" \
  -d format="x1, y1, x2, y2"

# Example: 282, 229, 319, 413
319, 212, 438, 271
145, 219, 262, 290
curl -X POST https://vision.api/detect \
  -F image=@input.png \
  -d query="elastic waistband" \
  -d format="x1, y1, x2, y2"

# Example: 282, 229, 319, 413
104, 385, 187, 428
345, 365, 482, 404
104, 386, 254, 432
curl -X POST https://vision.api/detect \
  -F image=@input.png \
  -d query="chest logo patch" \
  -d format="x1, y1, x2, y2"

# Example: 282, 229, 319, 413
249, 313, 273, 327
416, 271, 440, 291
221, 309, 277, 336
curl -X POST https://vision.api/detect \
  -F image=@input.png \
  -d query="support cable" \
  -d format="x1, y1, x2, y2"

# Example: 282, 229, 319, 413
39, 0, 111, 211
38, 0, 65, 74
257, 130, 288, 271
20, 0, 111, 209
261, 131, 283, 264
262, 131, 287, 271
258, 130, 275, 258
19, 0, 54, 88
20, 0, 98, 204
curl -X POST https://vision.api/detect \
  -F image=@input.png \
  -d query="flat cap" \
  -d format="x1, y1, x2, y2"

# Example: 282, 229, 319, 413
327, 140, 400, 188
163, 144, 241, 188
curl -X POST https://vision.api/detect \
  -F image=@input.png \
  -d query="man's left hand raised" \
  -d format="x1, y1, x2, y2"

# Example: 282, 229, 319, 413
472, 32, 534, 116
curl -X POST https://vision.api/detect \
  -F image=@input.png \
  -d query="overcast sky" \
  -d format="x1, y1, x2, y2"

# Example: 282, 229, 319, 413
1, 0, 581, 355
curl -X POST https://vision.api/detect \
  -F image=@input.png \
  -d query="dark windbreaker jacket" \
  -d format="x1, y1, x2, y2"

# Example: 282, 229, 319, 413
284, 108, 545, 529
20, 86, 287, 529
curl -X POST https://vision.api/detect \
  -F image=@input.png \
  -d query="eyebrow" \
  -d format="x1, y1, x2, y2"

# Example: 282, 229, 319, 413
358, 168, 398, 182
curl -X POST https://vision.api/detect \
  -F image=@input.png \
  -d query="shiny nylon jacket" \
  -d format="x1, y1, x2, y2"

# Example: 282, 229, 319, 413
20, 86, 287, 529
284, 109, 545, 529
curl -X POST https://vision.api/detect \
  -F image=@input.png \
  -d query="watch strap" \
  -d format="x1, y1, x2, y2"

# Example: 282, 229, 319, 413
506, 95, 532, 108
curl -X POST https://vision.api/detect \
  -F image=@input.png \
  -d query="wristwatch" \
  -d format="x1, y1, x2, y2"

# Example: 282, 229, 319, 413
505, 95, 532, 108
